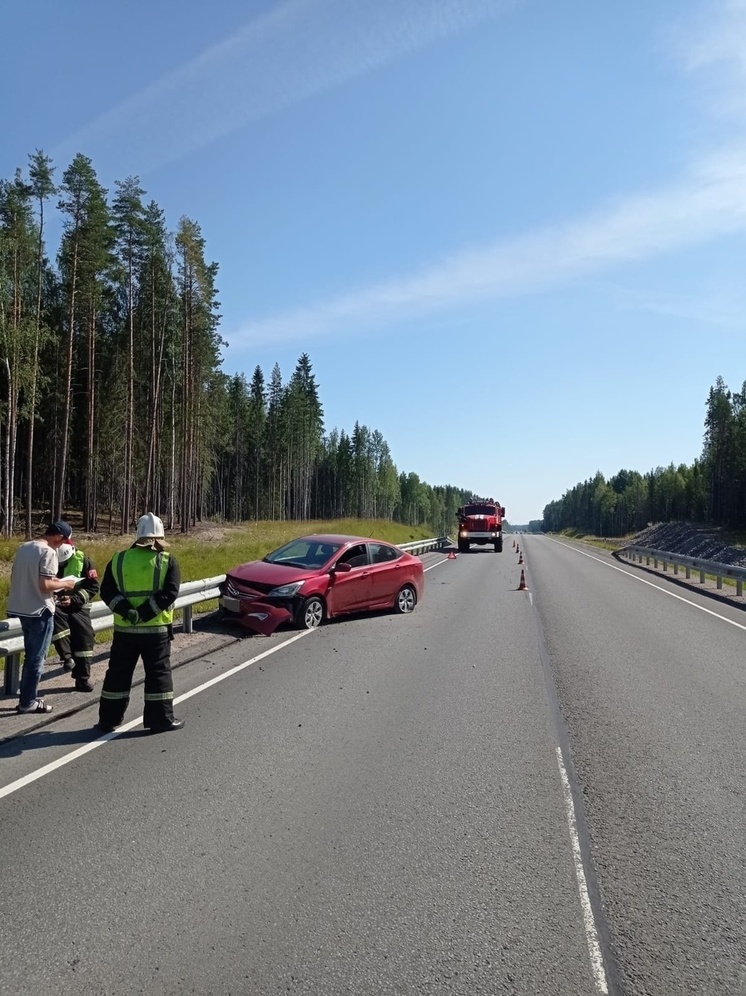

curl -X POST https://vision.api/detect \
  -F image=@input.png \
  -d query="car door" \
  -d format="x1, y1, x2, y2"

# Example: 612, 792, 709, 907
327, 543, 372, 615
367, 542, 404, 606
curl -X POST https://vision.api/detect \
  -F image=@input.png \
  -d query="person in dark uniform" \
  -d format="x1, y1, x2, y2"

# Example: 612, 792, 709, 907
53, 542, 99, 692
95, 513, 185, 735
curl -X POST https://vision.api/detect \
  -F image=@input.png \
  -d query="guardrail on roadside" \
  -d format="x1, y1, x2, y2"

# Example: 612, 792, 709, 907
617, 545, 746, 597
0, 538, 449, 695
398, 537, 449, 556
0, 576, 226, 695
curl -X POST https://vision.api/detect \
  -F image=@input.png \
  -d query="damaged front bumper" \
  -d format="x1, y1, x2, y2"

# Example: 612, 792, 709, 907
219, 594, 294, 636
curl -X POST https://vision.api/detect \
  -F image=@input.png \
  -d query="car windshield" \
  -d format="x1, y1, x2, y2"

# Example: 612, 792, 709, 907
263, 538, 342, 569
463, 504, 496, 516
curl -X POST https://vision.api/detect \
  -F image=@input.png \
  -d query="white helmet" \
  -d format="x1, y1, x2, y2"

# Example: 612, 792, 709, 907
58, 542, 75, 564
135, 512, 167, 544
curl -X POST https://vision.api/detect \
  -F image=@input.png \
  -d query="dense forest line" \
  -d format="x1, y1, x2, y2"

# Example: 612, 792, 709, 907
540, 376, 746, 536
0, 151, 475, 538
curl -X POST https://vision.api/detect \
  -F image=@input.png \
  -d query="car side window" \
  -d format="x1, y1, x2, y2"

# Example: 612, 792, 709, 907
338, 544, 368, 569
369, 543, 401, 564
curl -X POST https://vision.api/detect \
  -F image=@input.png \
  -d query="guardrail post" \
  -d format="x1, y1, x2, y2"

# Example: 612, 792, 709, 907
700, 569, 705, 583
738, 579, 743, 597
646, 555, 651, 565
663, 560, 668, 571
654, 557, 658, 568
3, 652, 21, 696
686, 566, 691, 579
673, 563, 678, 575
717, 574, 723, 590
182, 605, 193, 634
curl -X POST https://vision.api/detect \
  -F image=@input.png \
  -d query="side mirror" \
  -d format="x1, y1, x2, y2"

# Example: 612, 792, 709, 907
333, 561, 352, 573
502, 508, 506, 517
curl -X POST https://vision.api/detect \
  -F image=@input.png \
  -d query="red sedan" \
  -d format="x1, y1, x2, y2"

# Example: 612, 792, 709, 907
219, 533, 424, 635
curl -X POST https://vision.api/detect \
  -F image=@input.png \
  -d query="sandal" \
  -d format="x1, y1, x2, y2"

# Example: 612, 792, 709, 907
16, 698, 53, 714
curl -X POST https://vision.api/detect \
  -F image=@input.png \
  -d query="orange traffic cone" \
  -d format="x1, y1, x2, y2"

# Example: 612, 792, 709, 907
447, 550, 457, 560
518, 569, 528, 591
512, 539, 516, 549
518, 552, 524, 564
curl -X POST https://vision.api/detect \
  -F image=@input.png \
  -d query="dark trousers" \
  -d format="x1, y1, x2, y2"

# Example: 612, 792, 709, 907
53, 607, 94, 679
98, 632, 175, 728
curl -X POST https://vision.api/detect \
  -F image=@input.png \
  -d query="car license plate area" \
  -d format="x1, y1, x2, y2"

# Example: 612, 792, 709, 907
221, 596, 241, 612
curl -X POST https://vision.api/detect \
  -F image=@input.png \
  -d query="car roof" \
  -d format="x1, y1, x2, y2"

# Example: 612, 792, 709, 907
299, 533, 390, 546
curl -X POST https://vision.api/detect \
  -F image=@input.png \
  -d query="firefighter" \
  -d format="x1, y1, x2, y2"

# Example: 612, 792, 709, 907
95, 513, 185, 734
53, 541, 99, 692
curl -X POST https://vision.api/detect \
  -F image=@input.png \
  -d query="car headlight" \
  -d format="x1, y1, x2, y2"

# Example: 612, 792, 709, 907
268, 581, 305, 597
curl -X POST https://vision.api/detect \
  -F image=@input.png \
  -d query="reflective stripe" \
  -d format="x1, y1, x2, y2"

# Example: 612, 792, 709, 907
75, 650, 94, 659
100, 690, 130, 700
55, 628, 71, 640
143, 691, 174, 701
113, 624, 170, 635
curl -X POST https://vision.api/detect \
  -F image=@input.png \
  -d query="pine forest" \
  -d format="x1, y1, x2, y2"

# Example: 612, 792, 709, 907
0, 151, 475, 538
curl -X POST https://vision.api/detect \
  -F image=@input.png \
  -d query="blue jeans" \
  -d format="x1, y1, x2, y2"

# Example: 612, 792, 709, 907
18, 610, 54, 708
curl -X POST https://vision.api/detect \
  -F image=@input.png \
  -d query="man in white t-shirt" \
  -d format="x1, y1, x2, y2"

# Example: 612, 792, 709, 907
8, 521, 77, 713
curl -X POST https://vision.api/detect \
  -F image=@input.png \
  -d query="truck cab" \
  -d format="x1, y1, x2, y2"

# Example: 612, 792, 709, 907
456, 498, 506, 553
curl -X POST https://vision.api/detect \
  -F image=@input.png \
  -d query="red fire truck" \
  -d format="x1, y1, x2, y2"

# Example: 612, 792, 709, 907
456, 498, 506, 553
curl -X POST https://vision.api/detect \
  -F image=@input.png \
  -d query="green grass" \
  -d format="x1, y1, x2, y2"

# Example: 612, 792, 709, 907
557, 529, 628, 552
0, 518, 437, 622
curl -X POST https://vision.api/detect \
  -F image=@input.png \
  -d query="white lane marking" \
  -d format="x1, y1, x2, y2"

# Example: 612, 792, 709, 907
552, 540, 746, 632
555, 746, 609, 994
424, 557, 451, 572
0, 630, 315, 801
1, 559, 454, 800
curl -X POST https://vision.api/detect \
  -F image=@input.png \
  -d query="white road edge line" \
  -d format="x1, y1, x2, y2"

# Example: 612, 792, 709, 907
424, 557, 450, 572
554, 541, 746, 632
555, 745, 609, 994
0, 629, 315, 801
2, 558, 447, 801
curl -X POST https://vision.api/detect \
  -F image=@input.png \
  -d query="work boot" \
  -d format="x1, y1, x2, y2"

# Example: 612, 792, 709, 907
75, 677, 94, 692
146, 718, 185, 734
61, 658, 74, 673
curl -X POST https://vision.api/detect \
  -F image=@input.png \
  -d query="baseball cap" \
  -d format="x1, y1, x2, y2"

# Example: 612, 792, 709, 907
45, 520, 73, 540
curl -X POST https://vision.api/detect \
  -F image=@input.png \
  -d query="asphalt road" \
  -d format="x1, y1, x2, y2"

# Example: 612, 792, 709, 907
0, 539, 743, 995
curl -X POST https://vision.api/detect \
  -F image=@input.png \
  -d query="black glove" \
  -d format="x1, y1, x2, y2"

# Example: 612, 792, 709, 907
125, 608, 139, 625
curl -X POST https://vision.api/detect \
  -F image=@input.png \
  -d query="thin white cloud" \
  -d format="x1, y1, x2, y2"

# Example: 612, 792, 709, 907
613, 284, 746, 329
675, 0, 746, 120
229, 149, 746, 347
53, 0, 513, 174
228, 1, 746, 349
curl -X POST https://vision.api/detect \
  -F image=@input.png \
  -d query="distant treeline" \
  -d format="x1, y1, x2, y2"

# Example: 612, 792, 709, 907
0, 150, 475, 537
541, 376, 746, 536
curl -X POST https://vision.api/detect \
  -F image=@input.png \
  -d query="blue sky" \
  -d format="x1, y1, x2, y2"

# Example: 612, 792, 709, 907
3, 0, 745, 523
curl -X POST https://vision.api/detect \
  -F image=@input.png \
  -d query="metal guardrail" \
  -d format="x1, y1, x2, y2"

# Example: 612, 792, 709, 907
0, 576, 226, 695
398, 536, 449, 556
0, 539, 449, 695
618, 545, 746, 597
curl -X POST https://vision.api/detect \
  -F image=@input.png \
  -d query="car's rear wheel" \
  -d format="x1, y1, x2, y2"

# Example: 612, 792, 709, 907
394, 584, 417, 614
494, 539, 503, 553
296, 595, 324, 629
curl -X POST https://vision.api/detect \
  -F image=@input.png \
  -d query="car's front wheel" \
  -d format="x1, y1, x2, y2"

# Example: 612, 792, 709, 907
296, 595, 324, 629
394, 584, 417, 614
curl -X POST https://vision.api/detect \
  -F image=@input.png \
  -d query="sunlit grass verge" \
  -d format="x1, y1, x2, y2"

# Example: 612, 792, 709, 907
557, 529, 628, 552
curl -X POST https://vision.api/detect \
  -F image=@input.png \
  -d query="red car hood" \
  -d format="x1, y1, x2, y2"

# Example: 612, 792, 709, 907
227, 560, 318, 588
